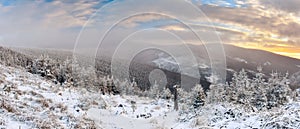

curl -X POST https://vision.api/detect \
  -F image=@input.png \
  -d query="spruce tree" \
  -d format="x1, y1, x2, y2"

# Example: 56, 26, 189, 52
266, 72, 291, 109
149, 81, 160, 99
57, 65, 66, 86
251, 66, 267, 111
162, 87, 172, 100
191, 84, 206, 109
234, 69, 252, 105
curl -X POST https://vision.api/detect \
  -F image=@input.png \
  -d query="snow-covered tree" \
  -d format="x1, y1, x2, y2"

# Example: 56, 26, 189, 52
126, 78, 137, 95
31, 60, 38, 74
161, 87, 172, 100
0, 47, 32, 67
231, 69, 252, 106
149, 81, 161, 99
177, 86, 188, 104
266, 72, 291, 109
106, 76, 119, 95
71, 57, 82, 87
191, 84, 206, 109
57, 65, 66, 86
206, 84, 226, 104
251, 66, 267, 111
290, 71, 300, 90
175, 86, 191, 111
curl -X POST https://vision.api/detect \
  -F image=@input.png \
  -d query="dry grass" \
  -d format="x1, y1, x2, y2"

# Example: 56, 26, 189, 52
29, 91, 44, 98
0, 100, 16, 113
92, 100, 99, 106
0, 118, 6, 126
15, 90, 23, 95
0, 64, 104, 129
36, 99, 49, 108
0, 78, 4, 84
150, 118, 158, 124
190, 116, 209, 128
57, 103, 68, 112
154, 106, 161, 110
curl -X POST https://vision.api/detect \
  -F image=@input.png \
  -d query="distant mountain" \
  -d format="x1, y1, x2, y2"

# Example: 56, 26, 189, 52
5, 44, 300, 90
10, 47, 72, 61
222, 44, 300, 76
130, 44, 300, 85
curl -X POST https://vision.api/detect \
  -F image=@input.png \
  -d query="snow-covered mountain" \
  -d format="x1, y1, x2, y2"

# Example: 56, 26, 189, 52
141, 44, 300, 73
8, 44, 300, 91
131, 44, 300, 83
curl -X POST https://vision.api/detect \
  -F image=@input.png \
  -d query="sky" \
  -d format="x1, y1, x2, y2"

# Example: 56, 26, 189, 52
0, 0, 300, 59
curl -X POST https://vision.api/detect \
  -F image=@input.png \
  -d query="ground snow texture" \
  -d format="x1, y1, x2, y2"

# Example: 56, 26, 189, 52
0, 65, 299, 129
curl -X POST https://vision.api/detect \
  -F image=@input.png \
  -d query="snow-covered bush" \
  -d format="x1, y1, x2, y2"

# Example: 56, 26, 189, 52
149, 81, 161, 99
266, 72, 292, 109
290, 71, 300, 91
191, 84, 206, 109
204, 69, 293, 112
161, 87, 172, 100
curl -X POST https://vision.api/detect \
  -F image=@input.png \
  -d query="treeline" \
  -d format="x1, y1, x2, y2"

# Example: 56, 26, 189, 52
0, 47, 120, 94
176, 68, 294, 113
26, 55, 122, 94
0, 47, 296, 112
0, 47, 211, 96
0, 47, 32, 67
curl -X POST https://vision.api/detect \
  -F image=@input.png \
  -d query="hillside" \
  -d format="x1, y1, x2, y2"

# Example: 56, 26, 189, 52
6, 44, 300, 91
0, 46, 32, 68
130, 44, 300, 81
0, 64, 300, 129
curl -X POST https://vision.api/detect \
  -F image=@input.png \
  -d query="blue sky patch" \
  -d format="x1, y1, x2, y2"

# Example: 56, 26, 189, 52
101, 0, 115, 5
44, 0, 53, 3
198, 0, 247, 8
0, 0, 16, 6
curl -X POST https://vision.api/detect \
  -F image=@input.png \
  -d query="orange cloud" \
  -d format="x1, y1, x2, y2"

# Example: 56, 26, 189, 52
231, 42, 300, 59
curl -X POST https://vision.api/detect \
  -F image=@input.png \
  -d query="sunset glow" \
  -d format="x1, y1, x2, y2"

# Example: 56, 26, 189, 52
0, 0, 299, 59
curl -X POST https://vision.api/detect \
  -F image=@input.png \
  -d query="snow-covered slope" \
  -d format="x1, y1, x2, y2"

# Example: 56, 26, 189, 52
1, 64, 300, 129
0, 65, 97, 128
86, 96, 300, 129
86, 95, 186, 129
152, 52, 209, 78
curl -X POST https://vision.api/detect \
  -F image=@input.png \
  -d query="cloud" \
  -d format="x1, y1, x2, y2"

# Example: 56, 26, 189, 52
0, 0, 107, 48
196, 2, 300, 46
260, 0, 300, 14
119, 14, 169, 28
160, 25, 187, 31
40, 0, 100, 29
0, 0, 300, 59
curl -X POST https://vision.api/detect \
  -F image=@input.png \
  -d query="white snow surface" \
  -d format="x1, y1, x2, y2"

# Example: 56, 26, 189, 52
234, 57, 248, 64
0, 64, 300, 129
86, 95, 189, 129
0, 65, 96, 128
152, 53, 207, 78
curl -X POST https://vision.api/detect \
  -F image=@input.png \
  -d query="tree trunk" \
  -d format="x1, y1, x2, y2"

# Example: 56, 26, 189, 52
174, 87, 178, 111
